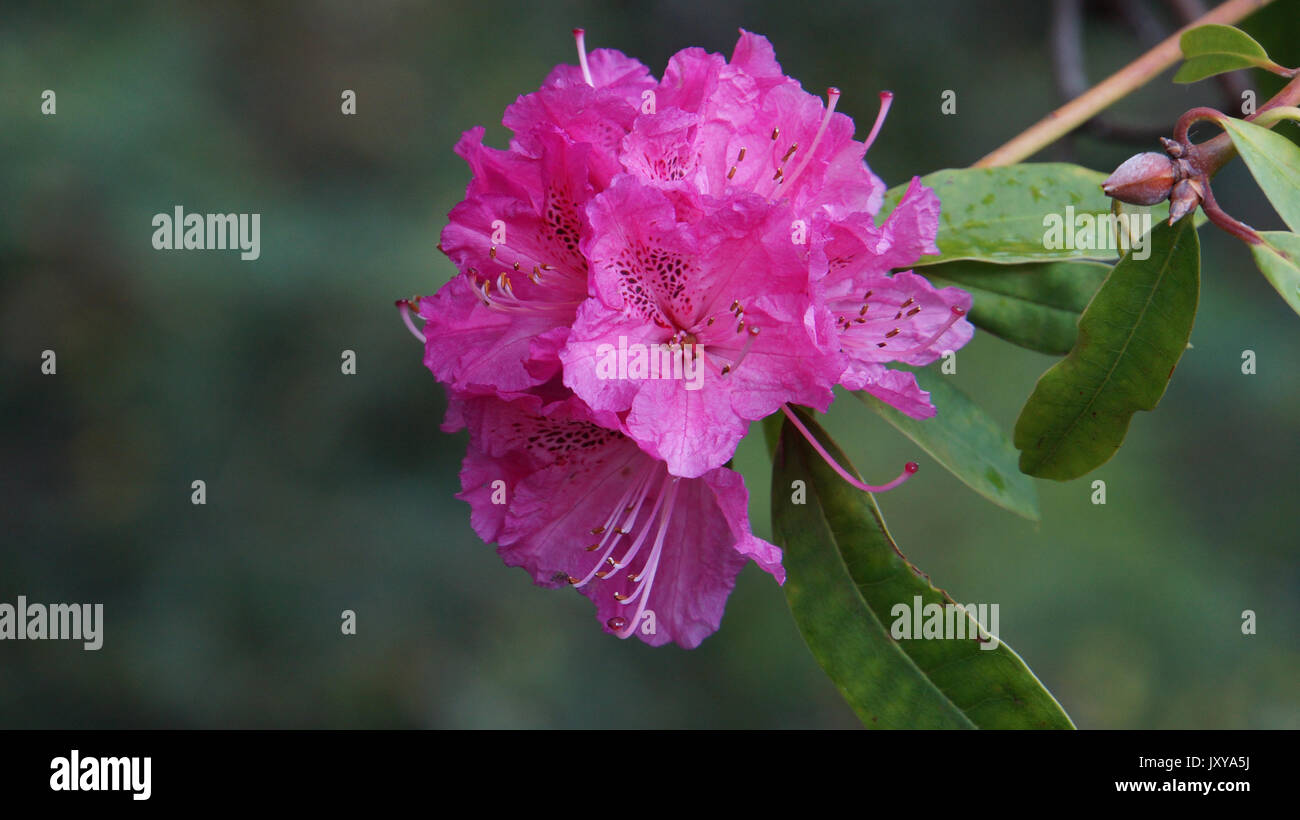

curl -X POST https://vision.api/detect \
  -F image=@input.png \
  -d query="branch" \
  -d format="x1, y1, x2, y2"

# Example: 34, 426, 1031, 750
974, 0, 1275, 168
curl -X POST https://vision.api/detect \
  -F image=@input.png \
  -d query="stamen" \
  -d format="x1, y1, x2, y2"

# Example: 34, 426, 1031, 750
468, 265, 584, 317
892, 305, 966, 357
780, 404, 919, 493
577, 492, 638, 575
573, 28, 595, 87
571, 465, 661, 589
783, 88, 841, 190
396, 300, 426, 342
862, 90, 894, 153
615, 478, 680, 639
605, 472, 673, 579
721, 326, 760, 378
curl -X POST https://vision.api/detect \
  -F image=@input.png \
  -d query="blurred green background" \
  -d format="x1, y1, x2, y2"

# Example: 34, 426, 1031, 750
2, 0, 1296, 728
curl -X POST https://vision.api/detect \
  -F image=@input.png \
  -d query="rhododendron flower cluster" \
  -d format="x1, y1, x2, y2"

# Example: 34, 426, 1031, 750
404, 28, 973, 648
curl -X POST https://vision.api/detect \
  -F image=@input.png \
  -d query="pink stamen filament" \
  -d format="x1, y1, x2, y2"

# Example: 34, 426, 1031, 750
397, 300, 426, 342
613, 471, 675, 606
589, 471, 647, 549
891, 306, 966, 357
572, 466, 661, 589
600, 472, 663, 573
472, 275, 584, 318
862, 91, 894, 153
616, 476, 679, 638
782, 87, 841, 191
721, 327, 759, 377
780, 404, 918, 493
573, 28, 595, 87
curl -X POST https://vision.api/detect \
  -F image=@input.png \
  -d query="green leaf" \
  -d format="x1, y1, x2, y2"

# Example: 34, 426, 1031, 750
1218, 116, 1300, 232
855, 368, 1040, 520
879, 164, 1189, 266
926, 260, 1110, 354
771, 408, 1074, 729
1014, 219, 1200, 480
1180, 23, 1270, 60
1174, 24, 1283, 83
878, 164, 1116, 265
1250, 231, 1300, 317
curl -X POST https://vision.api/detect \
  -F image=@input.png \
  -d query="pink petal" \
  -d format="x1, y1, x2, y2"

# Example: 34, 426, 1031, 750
542, 48, 657, 97
418, 277, 560, 394
657, 47, 725, 114
504, 87, 639, 187
829, 269, 973, 369
456, 395, 777, 648
619, 107, 706, 190
840, 362, 936, 419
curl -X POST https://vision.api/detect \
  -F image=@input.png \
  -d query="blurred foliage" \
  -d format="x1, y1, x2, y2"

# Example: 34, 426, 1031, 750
1, 0, 1296, 728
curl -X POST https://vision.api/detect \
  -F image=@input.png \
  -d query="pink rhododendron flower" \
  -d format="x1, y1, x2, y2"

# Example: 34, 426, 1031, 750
422, 127, 594, 395
818, 178, 974, 418
632, 34, 886, 217
404, 26, 976, 646
448, 390, 783, 648
504, 29, 656, 188
558, 175, 841, 478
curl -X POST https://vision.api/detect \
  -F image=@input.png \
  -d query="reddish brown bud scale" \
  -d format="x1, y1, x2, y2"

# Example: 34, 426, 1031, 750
1167, 178, 1204, 224
1101, 152, 1178, 206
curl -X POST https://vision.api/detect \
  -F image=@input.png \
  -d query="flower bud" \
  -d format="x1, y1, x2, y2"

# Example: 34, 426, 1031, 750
1102, 152, 1178, 206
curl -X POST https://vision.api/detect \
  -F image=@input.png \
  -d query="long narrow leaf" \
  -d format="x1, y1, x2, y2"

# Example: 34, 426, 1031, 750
771, 408, 1074, 729
1015, 219, 1200, 480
